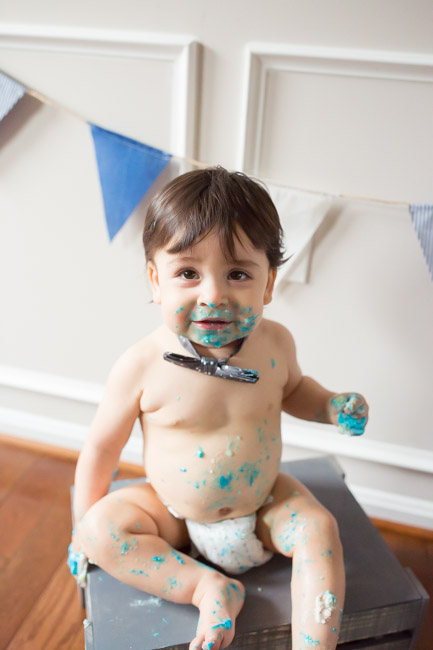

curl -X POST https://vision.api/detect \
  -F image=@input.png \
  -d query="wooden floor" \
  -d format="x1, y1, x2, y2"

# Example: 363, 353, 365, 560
0, 437, 431, 650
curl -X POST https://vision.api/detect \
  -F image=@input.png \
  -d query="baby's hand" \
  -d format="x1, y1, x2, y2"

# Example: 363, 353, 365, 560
328, 393, 368, 436
67, 532, 88, 587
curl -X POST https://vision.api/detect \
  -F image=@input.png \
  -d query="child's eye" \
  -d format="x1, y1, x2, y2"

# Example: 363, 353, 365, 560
178, 269, 199, 280
228, 270, 250, 281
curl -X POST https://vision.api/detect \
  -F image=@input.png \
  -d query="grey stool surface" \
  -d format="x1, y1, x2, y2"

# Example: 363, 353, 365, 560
78, 456, 428, 650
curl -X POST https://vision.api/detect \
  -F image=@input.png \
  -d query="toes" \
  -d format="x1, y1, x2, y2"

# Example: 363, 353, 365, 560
189, 636, 204, 650
204, 634, 220, 650
189, 636, 221, 650
190, 633, 222, 650
191, 628, 233, 650
206, 629, 233, 650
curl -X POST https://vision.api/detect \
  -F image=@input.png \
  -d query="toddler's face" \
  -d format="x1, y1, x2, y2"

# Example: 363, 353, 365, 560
147, 228, 276, 350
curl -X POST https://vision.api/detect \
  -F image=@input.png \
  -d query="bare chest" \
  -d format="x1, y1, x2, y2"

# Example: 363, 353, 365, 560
139, 353, 285, 432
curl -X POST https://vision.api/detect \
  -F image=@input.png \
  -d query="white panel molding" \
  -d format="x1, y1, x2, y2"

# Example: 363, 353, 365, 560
0, 406, 143, 464
1, 402, 432, 529
281, 418, 433, 475
0, 365, 103, 404
0, 23, 201, 157
348, 483, 433, 531
239, 43, 433, 172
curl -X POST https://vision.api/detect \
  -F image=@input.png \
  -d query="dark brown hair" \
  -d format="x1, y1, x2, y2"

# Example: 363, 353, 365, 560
143, 167, 285, 269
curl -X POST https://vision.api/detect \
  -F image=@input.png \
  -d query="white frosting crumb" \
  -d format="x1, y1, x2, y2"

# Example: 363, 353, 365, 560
315, 589, 337, 624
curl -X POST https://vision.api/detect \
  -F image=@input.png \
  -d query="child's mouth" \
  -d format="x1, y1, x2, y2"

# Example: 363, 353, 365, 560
193, 319, 233, 330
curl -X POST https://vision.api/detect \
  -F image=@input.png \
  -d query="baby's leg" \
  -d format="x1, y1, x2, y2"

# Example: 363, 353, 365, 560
76, 483, 244, 650
256, 473, 345, 650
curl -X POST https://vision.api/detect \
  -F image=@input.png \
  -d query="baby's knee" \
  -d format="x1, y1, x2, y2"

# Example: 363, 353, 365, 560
314, 506, 339, 534
284, 503, 341, 550
76, 491, 161, 561
76, 499, 115, 559
309, 506, 343, 553
77, 500, 124, 556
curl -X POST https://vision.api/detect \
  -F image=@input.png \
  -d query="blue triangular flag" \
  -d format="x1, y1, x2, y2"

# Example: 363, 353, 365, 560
0, 71, 26, 122
409, 204, 433, 281
90, 124, 172, 240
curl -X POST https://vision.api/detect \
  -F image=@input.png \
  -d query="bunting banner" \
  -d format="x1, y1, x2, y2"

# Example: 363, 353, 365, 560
0, 68, 432, 284
90, 124, 172, 240
0, 71, 26, 122
267, 184, 334, 285
409, 204, 433, 281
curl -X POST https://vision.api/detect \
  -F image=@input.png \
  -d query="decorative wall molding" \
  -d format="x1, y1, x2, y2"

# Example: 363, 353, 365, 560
0, 405, 143, 461
0, 365, 103, 404
348, 483, 433, 531
0, 23, 201, 157
281, 418, 433, 475
239, 43, 433, 172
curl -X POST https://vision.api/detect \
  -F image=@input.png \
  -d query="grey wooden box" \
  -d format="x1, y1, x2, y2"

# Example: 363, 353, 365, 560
76, 456, 428, 650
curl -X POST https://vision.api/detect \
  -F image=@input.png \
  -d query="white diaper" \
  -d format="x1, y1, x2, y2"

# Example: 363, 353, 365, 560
185, 512, 273, 575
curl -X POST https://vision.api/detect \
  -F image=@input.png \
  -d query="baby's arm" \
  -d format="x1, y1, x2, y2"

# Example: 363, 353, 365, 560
280, 327, 368, 434
73, 347, 143, 524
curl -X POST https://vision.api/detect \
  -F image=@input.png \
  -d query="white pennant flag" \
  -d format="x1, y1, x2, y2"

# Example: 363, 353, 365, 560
266, 183, 334, 285
0, 71, 26, 122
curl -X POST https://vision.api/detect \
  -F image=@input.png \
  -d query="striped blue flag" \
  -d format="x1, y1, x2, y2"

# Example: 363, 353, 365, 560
90, 124, 172, 240
409, 204, 433, 281
0, 71, 26, 121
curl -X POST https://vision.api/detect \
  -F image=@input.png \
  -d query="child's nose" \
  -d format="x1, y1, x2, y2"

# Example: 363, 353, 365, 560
198, 279, 228, 307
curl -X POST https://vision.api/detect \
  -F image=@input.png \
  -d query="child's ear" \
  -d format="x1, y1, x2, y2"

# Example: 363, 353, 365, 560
147, 261, 161, 304
264, 268, 277, 305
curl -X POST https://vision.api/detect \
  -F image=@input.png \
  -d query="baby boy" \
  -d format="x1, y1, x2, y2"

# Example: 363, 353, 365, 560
70, 167, 368, 650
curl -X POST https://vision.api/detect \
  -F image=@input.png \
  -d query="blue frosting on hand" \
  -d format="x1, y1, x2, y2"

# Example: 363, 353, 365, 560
338, 413, 366, 436
67, 543, 88, 585
67, 543, 80, 576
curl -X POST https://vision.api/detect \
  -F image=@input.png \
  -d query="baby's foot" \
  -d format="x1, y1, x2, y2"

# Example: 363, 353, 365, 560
190, 573, 245, 650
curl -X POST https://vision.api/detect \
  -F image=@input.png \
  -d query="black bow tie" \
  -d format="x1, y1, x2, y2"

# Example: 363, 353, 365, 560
163, 336, 259, 383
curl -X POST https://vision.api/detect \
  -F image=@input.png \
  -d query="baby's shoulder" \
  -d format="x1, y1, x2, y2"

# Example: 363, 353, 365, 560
107, 329, 162, 388
261, 318, 297, 349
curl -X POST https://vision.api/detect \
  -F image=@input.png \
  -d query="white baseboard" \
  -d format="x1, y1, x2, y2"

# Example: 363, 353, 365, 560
281, 418, 433, 473
0, 365, 103, 404
348, 483, 433, 530
1, 404, 432, 530
0, 406, 143, 464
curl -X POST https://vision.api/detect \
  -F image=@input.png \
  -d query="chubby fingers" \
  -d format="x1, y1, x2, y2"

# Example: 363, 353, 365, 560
329, 393, 368, 436
67, 543, 88, 586
343, 393, 367, 414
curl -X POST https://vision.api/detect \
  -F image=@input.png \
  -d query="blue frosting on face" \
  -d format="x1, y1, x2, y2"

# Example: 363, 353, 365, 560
182, 304, 260, 348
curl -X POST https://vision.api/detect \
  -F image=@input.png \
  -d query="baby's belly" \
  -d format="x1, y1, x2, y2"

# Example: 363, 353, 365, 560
142, 424, 282, 523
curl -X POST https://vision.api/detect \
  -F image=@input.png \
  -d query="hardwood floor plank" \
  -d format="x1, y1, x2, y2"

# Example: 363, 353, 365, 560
0, 442, 141, 650
375, 524, 433, 649
5, 561, 85, 650
69, 627, 85, 650
371, 517, 433, 541
0, 444, 38, 506
0, 455, 70, 560
0, 456, 76, 649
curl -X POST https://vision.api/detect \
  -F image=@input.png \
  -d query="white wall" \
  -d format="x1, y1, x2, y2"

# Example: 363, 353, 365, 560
1, 0, 433, 528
